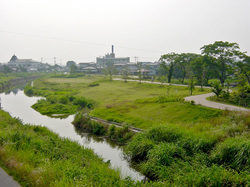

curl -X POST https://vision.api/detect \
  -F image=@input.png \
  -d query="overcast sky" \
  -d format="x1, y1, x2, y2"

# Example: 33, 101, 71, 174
0, 0, 249, 65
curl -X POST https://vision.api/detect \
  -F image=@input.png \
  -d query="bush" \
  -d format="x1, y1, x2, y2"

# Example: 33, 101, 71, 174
59, 95, 69, 104
124, 133, 154, 161
92, 121, 104, 135
24, 86, 34, 96
210, 137, 250, 171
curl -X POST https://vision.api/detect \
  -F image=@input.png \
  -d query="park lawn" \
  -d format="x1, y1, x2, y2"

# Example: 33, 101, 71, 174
32, 75, 223, 129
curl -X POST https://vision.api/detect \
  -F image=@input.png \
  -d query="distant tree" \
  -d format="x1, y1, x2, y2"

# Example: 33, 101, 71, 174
188, 75, 195, 95
87, 69, 91, 77
70, 64, 77, 74
2, 65, 12, 74
191, 55, 214, 88
236, 54, 250, 84
136, 62, 143, 83
104, 61, 116, 81
121, 65, 130, 83
175, 53, 199, 84
160, 75, 166, 86
159, 53, 177, 83
200, 41, 242, 86
66, 61, 76, 68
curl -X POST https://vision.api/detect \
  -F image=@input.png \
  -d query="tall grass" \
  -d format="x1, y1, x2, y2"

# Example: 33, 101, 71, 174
124, 124, 250, 185
0, 110, 147, 186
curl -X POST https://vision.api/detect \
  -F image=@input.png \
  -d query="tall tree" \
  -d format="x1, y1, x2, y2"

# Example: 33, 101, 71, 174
159, 53, 177, 83
70, 64, 77, 74
191, 55, 214, 88
121, 64, 130, 83
200, 41, 241, 86
136, 62, 143, 83
175, 53, 198, 84
104, 61, 116, 81
236, 54, 250, 84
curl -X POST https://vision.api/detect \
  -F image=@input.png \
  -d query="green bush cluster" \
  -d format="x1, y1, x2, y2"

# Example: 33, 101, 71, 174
24, 82, 95, 115
124, 125, 250, 185
72, 112, 134, 143
135, 95, 184, 104
87, 81, 100, 87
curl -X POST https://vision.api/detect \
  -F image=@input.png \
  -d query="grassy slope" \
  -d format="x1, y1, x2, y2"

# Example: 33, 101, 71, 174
0, 110, 141, 186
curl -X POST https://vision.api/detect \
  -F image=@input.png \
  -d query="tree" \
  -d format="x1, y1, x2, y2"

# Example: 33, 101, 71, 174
136, 62, 143, 83
66, 61, 76, 68
104, 61, 116, 81
236, 54, 250, 84
188, 75, 195, 95
211, 82, 223, 98
191, 55, 214, 88
121, 65, 130, 83
2, 65, 12, 73
200, 41, 242, 86
159, 53, 177, 83
70, 64, 77, 74
175, 53, 198, 84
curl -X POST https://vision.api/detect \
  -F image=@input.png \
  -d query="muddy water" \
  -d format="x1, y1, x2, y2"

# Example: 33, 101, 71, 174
0, 89, 144, 181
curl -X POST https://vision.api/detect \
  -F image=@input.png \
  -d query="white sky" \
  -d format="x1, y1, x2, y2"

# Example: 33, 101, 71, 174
0, 0, 249, 65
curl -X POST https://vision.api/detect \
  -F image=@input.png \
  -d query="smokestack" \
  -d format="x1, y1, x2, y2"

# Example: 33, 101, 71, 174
112, 45, 114, 54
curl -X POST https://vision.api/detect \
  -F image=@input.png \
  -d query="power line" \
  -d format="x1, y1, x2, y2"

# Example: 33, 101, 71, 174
0, 30, 165, 54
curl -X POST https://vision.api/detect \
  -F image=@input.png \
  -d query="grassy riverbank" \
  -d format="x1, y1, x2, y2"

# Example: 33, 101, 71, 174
0, 110, 141, 186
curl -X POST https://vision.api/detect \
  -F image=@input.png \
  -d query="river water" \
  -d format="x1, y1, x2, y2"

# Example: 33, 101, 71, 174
0, 89, 144, 181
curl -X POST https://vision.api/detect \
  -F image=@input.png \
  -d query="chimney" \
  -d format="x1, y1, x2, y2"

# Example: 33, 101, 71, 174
112, 45, 114, 54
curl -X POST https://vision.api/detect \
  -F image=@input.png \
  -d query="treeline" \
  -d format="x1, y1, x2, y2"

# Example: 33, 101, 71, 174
158, 41, 250, 87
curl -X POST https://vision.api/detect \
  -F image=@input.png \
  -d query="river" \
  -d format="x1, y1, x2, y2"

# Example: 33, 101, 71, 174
0, 88, 144, 181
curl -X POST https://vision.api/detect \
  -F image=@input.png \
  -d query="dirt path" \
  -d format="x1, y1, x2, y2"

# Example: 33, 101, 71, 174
114, 78, 250, 112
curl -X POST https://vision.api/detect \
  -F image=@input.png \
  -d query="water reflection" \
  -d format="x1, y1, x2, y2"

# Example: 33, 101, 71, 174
0, 89, 144, 181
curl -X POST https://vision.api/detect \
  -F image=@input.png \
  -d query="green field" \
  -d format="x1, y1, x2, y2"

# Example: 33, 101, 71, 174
30, 75, 221, 129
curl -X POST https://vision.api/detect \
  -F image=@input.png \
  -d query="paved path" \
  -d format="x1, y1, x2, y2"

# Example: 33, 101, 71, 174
114, 78, 250, 112
0, 167, 21, 187
185, 93, 250, 112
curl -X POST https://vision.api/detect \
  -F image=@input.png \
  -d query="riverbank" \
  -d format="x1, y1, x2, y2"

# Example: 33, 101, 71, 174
0, 109, 144, 186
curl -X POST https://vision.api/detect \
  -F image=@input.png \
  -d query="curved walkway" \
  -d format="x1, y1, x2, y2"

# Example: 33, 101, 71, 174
184, 93, 250, 112
114, 78, 250, 112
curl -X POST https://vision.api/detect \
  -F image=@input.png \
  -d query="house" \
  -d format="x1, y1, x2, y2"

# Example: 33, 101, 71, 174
7, 55, 42, 72
78, 62, 98, 73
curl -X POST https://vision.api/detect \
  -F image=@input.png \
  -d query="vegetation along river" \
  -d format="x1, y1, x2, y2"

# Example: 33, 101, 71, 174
0, 88, 144, 181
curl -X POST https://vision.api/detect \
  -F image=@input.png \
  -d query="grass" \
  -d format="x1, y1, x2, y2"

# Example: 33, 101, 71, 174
0, 110, 144, 186
124, 122, 250, 185
1, 74, 250, 186
30, 75, 219, 129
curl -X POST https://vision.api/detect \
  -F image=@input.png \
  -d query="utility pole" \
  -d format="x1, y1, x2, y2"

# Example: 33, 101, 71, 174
54, 57, 56, 65
134, 56, 138, 63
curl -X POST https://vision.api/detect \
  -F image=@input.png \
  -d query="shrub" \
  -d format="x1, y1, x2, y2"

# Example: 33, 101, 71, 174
124, 133, 154, 161
91, 121, 105, 135
24, 86, 34, 96
88, 82, 100, 87
108, 124, 116, 138
59, 95, 69, 104
210, 137, 250, 171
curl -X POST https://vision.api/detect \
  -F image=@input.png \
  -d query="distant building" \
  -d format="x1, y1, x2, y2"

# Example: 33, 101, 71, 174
7, 55, 43, 72
78, 62, 98, 73
96, 45, 130, 66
